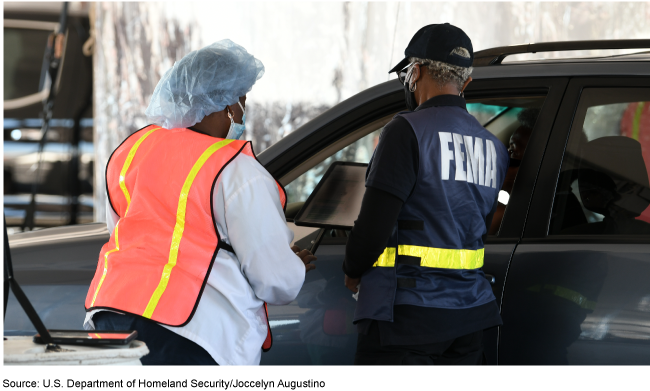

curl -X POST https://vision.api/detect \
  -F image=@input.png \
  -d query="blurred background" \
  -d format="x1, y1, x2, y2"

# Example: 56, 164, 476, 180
4, 1, 650, 231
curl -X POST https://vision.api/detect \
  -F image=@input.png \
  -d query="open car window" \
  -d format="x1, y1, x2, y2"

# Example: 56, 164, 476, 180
285, 128, 381, 205
285, 94, 547, 236
466, 96, 546, 234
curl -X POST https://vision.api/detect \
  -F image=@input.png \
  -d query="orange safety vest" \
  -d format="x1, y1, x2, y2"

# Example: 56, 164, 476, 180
85, 125, 286, 352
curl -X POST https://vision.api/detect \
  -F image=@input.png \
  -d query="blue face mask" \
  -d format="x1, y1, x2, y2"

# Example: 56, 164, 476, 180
225, 101, 246, 140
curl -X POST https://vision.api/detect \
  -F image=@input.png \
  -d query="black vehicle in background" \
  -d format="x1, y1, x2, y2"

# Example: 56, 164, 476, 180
4, 2, 94, 231
5, 40, 650, 365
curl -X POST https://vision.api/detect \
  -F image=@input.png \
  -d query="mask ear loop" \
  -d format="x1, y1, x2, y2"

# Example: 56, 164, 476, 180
226, 106, 235, 123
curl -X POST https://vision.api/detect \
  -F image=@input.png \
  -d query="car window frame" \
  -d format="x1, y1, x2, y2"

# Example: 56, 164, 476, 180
261, 77, 569, 240
523, 76, 650, 244
465, 78, 569, 240
279, 114, 393, 187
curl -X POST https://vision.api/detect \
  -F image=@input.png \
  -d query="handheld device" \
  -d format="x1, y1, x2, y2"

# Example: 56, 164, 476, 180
293, 162, 368, 255
294, 161, 368, 230
33, 330, 138, 346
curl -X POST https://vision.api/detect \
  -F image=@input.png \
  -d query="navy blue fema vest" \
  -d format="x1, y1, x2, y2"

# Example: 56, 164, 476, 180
355, 104, 510, 322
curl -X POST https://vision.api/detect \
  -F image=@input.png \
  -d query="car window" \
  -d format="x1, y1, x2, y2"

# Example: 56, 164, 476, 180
285, 128, 381, 204
550, 88, 650, 235
285, 95, 547, 236
467, 96, 546, 235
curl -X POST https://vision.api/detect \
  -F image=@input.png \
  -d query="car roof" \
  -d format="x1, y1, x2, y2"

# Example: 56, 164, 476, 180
259, 40, 650, 170
472, 39, 650, 78
473, 59, 650, 80
503, 51, 650, 64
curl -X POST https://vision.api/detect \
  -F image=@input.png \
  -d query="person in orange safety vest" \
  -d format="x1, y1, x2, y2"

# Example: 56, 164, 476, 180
83, 39, 315, 365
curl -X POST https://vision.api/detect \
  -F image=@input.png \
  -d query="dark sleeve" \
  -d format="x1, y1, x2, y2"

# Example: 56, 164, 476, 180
343, 187, 404, 278
365, 116, 419, 202
482, 198, 498, 243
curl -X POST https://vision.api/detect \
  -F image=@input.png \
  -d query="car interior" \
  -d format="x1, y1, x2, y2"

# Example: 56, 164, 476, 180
550, 88, 650, 235
283, 95, 547, 238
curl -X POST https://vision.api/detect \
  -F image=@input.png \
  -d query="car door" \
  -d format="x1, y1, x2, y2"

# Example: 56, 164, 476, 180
499, 77, 650, 364
260, 77, 568, 365
4, 223, 109, 335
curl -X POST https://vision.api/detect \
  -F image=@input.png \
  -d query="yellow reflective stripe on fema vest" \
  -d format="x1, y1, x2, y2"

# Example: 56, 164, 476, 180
142, 139, 235, 319
399, 245, 484, 269
90, 127, 160, 307
373, 247, 397, 267
372, 246, 484, 269
527, 284, 596, 310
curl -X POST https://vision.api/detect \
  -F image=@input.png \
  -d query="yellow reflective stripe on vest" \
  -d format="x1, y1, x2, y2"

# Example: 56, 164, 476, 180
90, 224, 120, 307
373, 247, 397, 267
142, 139, 235, 319
90, 127, 160, 307
527, 284, 596, 310
372, 246, 484, 269
399, 245, 484, 269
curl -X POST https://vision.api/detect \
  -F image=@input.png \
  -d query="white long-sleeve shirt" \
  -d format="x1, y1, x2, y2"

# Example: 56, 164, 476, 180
84, 153, 305, 365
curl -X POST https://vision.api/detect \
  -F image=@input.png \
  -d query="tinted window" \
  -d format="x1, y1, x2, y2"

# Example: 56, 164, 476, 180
550, 88, 650, 235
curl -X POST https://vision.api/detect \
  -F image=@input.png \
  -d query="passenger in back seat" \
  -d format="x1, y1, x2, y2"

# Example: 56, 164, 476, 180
561, 136, 650, 235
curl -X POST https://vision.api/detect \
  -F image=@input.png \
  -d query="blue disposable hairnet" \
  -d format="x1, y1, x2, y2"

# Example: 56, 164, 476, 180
145, 39, 264, 129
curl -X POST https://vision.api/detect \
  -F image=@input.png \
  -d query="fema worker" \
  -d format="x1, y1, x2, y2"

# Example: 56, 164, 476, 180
83, 40, 316, 365
343, 24, 509, 365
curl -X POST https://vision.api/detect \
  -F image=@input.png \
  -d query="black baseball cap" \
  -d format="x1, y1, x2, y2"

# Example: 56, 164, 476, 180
389, 23, 473, 73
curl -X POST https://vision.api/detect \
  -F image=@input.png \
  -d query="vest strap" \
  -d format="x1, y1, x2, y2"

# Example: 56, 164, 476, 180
373, 245, 484, 269
396, 255, 421, 266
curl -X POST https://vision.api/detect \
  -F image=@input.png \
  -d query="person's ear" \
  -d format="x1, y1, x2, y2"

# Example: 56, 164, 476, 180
411, 64, 422, 84
461, 76, 473, 93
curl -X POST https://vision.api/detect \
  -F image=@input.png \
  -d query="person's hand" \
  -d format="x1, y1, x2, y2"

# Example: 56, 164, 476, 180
345, 275, 360, 293
291, 245, 316, 273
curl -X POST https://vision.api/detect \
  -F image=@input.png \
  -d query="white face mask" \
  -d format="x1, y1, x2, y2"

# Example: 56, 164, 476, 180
225, 101, 246, 140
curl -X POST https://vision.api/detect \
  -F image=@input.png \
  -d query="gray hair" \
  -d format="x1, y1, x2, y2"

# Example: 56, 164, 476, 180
409, 47, 473, 91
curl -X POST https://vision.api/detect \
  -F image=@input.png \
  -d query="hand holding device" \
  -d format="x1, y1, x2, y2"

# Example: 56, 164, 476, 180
291, 245, 317, 273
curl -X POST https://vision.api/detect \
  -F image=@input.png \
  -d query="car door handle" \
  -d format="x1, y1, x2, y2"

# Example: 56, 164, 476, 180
484, 274, 496, 285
